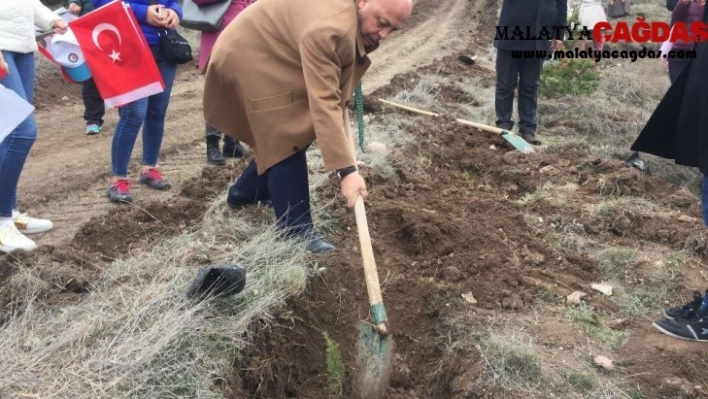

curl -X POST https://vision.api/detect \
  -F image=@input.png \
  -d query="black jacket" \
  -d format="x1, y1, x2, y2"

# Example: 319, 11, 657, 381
494, 0, 568, 52
630, 6, 708, 174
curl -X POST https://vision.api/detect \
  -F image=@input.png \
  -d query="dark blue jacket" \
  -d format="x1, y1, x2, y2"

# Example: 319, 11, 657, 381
494, 0, 568, 51
93, 0, 183, 45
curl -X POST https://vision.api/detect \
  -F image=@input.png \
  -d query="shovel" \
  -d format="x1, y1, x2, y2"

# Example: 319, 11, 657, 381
353, 194, 394, 399
344, 111, 394, 398
378, 99, 536, 154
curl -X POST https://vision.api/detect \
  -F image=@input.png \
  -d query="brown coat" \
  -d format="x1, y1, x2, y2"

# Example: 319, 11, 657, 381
202, 0, 371, 174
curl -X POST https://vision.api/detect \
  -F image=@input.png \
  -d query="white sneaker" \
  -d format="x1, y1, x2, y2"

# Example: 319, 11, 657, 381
0, 221, 37, 253
12, 210, 53, 234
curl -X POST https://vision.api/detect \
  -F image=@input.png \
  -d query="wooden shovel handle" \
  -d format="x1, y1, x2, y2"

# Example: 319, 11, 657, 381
378, 98, 511, 135
343, 109, 389, 335
354, 194, 388, 335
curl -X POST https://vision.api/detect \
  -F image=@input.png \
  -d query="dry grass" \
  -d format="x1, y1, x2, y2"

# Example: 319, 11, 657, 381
0, 200, 311, 398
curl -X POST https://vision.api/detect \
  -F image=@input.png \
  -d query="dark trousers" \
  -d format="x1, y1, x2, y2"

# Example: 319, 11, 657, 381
205, 123, 236, 145
668, 56, 691, 85
81, 77, 105, 125
495, 49, 544, 134
232, 147, 313, 237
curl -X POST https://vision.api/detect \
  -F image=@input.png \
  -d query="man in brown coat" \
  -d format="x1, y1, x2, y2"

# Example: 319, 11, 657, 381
203, 0, 412, 252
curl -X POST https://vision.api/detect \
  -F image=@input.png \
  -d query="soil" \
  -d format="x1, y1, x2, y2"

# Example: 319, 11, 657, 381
4, 0, 708, 398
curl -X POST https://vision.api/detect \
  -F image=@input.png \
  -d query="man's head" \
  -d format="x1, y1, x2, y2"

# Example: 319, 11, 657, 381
357, 0, 412, 49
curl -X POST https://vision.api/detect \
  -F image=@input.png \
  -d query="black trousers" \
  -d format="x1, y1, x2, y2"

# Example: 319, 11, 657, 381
231, 146, 313, 237
81, 77, 105, 125
205, 123, 236, 144
494, 49, 544, 134
668, 56, 691, 85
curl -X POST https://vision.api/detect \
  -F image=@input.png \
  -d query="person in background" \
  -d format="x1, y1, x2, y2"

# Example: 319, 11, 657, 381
667, 0, 705, 84
631, 0, 708, 343
68, 0, 105, 135
93, 0, 182, 204
0, 0, 66, 253
203, 0, 412, 252
625, 0, 705, 170
570, 0, 606, 53
195, 0, 250, 166
494, 0, 567, 146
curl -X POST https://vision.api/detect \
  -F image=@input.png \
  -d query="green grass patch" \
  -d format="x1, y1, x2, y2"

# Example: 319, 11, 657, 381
616, 251, 686, 317
477, 331, 543, 387
595, 246, 637, 280
517, 181, 554, 205
568, 303, 630, 351
564, 371, 598, 392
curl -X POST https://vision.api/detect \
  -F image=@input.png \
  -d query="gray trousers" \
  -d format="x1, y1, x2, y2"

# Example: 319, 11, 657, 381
206, 124, 236, 144
495, 49, 544, 134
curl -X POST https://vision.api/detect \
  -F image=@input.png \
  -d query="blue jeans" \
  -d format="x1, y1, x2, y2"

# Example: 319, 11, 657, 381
111, 46, 177, 177
703, 175, 708, 227
0, 51, 36, 217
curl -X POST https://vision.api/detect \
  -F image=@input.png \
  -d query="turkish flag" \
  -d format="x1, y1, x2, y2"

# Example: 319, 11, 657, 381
69, 0, 164, 108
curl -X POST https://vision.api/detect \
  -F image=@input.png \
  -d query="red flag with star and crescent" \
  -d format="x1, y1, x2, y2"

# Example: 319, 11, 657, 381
69, 0, 164, 108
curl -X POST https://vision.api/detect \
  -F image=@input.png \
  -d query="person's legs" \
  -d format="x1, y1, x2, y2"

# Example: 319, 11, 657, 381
206, 124, 226, 165
0, 51, 36, 217
229, 159, 270, 206
140, 51, 177, 190
81, 77, 105, 134
517, 57, 544, 143
108, 97, 148, 203
495, 49, 519, 131
266, 148, 312, 237
0, 51, 45, 252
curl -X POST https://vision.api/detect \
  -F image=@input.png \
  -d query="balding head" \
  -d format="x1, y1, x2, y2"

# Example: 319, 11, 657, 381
357, 0, 413, 49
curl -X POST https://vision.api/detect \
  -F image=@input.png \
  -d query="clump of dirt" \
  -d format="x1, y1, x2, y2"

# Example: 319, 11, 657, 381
71, 198, 208, 259
0, 246, 101, 315
180, 164, 237, 200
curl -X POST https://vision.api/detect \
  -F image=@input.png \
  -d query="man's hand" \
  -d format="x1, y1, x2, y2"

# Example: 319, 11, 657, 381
340, 171, 368, 208
52, 19, 68, 34
551, 39, 564, 52
146, 5, 167, 27
68, 3, 82, 14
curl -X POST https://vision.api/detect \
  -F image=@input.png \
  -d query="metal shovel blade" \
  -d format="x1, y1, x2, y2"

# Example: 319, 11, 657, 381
500, 130, 536, 154
356, 321, 394, 399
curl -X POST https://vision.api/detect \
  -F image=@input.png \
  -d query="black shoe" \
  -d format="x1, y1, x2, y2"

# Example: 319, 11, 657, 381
306, 236, 336, 253
624, 151, 651, 173
223, 141, 245, 158
521, 132, 541, 145
207, 137, 226, 166
226, 186, 272, 208
664, 290, 705, 320
653, 310, 708, 342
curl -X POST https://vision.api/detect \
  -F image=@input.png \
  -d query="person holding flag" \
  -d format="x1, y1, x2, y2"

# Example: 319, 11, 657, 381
91, 0, 183, 203
0, 0, 66, 253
